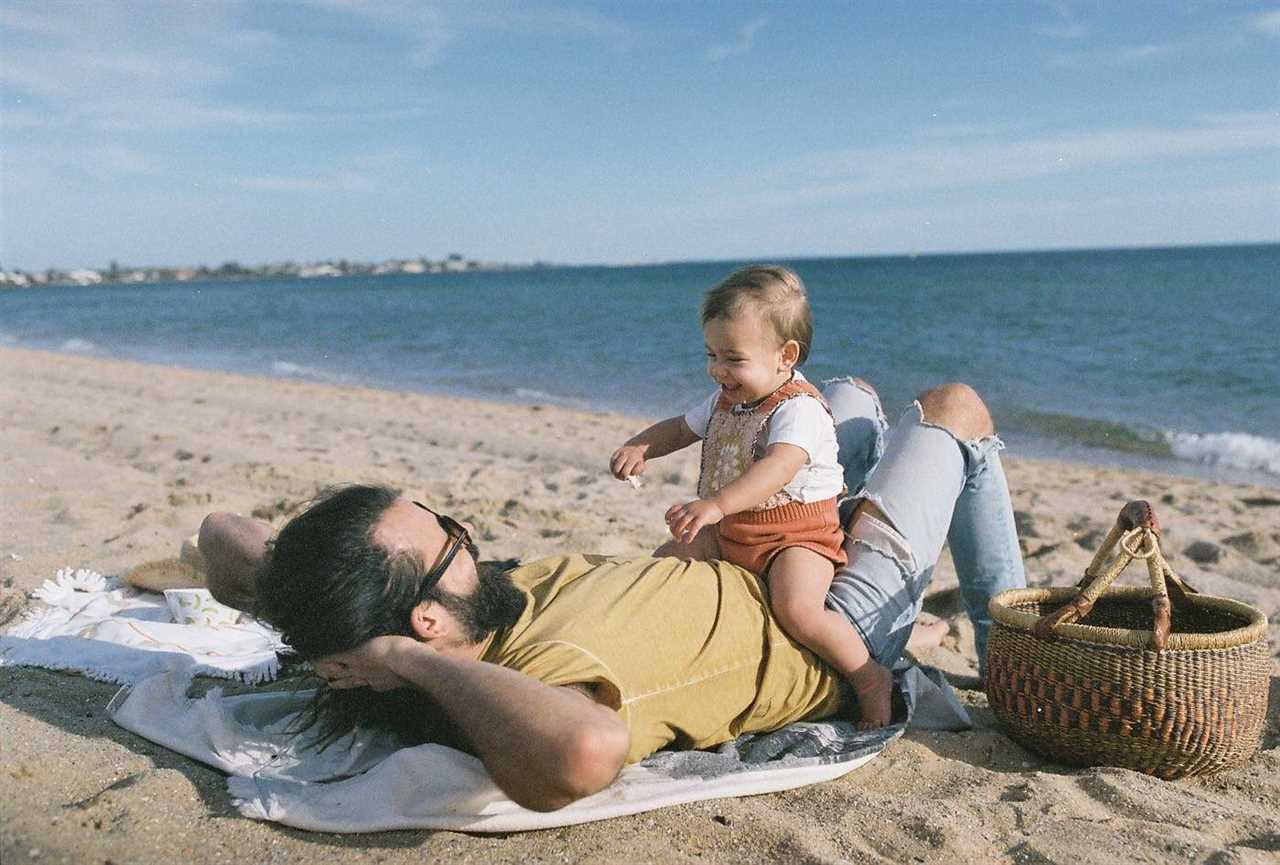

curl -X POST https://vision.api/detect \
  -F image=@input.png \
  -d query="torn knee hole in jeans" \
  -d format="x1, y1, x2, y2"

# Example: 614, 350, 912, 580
912, 399, 1003, 451
844, 499, 918, 576
824, 376, 887, 421
908, 401, 1006, 484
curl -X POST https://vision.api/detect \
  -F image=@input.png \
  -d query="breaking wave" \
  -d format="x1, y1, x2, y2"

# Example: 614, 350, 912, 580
1009, 408, 1280, 479
60, 338, 97, 353
1165, 430, 1280, 478
270, 360, 353, 384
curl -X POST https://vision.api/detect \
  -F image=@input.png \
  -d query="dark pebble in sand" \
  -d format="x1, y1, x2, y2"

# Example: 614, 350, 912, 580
1075, 528, 1105, 550
1221, 531, 1279, 561
1183, 540, 1222, 565
1014, 510, 1039, 539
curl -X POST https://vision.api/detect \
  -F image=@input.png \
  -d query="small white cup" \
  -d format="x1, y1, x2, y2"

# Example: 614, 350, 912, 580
163, 588, 242, 627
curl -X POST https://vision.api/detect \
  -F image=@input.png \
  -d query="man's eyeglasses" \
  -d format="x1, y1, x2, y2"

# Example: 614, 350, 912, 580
412, 501, 478, 598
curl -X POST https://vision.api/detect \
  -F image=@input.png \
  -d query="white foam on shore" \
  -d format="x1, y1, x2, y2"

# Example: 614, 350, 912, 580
60, 338, 97, 353
1166, 429, 1280, 478
270, 360, 353, 384
513, 387, 590, 409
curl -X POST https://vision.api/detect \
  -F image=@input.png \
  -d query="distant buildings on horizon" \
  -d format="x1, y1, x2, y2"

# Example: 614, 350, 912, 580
0, 253, 544, 288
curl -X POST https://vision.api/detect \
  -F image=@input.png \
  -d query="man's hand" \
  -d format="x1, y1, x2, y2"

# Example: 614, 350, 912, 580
665, 498, 725, 544
609, 443, 648, 481
314, 635, 422, 691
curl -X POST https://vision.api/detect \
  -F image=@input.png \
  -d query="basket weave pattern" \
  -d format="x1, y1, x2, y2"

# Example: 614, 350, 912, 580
985, 502, 1270, 779
987, 615, 1270, 778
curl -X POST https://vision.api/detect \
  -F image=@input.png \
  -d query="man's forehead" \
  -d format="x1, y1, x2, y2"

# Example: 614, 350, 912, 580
371, 496, 443, 557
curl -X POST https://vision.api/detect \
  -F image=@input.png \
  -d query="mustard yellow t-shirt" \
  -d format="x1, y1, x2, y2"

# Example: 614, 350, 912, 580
480, 554, 844, 764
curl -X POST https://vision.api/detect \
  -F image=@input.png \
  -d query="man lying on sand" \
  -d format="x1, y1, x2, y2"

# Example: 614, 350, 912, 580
198, 381, 1024, 811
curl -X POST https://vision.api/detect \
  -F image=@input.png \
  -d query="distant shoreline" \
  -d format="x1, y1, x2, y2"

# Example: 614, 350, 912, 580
4, 240, 1275, 290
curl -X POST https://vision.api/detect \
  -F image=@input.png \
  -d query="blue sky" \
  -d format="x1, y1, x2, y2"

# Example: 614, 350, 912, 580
1, 1, 1277, 270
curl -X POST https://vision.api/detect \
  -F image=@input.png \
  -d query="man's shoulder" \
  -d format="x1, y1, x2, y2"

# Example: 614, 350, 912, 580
506, 553, 668, 588
507, 553, 755, 593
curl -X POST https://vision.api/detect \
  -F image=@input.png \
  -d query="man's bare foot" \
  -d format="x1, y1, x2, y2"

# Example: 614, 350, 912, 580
905, 612, 950, 653
849, 660, 893, 730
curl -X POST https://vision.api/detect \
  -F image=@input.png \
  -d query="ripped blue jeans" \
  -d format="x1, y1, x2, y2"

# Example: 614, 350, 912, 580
821, 379, 1025, 675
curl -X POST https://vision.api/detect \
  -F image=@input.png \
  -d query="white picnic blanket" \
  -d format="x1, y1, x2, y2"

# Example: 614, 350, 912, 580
5, 567, 971, 833
0, 568, 283, 683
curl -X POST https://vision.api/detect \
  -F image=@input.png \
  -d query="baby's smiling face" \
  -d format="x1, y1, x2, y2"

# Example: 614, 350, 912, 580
703, 305, 797, 405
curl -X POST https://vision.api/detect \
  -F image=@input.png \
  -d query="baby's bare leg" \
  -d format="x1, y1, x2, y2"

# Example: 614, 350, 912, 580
768, 546, 892, 729
653, 525, 720, 561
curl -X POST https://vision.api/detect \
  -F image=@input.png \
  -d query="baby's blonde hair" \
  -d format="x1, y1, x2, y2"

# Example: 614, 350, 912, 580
701, 265, 814, 364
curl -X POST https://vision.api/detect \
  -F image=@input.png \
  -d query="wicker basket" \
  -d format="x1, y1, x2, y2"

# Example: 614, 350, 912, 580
986, 501, 1270, 778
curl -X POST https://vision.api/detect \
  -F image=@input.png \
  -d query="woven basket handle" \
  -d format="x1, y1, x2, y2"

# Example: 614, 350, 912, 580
1031, 501, 1197, 650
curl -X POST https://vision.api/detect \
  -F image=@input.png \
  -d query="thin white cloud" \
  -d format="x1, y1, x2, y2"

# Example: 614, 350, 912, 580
1249, 10, 1280, 36
301, 0, 455, 66
0, 0, 624, 131
299, 0, 626, 67
0, 2, 278, 133
1116, 41, 1186, 62
1048, 38, 1182, 68
916, 119, 1048, 141
0, 107, 64, 131
708, 16, 768, 62
1036, 0, 1074, 19
1040, 23, 1087, 39
1051, 10, 1279, 67
705, 114, 1280, 208
462, 3, 626, 37
102, 147, 151, 175
229, 145, 421, 194
236, 176, 337, 192
1035, 0, 1087, 40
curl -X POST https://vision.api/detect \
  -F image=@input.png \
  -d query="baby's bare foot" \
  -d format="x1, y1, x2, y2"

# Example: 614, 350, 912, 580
850, 661, 893, 730
905, 612, 950, 653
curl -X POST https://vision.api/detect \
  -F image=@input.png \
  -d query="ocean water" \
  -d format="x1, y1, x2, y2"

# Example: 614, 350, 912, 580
2, 244, 1277, 487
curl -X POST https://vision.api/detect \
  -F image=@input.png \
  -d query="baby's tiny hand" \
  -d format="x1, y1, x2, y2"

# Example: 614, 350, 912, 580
610, 444, 647, 481
665, 499, 725, 544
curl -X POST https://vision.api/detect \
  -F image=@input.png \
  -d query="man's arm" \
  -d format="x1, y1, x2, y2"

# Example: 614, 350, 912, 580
318, 636, 630, 812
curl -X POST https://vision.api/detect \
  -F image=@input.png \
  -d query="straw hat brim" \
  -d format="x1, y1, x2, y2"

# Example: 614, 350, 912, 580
122, 558, 206, 592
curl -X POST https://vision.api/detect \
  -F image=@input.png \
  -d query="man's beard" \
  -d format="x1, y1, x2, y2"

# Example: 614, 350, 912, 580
434, 563, 526, 644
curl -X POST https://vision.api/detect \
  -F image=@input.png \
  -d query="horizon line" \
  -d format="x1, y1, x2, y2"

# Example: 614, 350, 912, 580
4, 238, 1277, 278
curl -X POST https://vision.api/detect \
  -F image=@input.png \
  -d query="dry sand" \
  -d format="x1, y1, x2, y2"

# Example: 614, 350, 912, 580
1, 345, 1276, 865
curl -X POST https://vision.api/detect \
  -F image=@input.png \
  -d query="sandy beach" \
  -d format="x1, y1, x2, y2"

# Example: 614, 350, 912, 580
1, 345, 1276, 865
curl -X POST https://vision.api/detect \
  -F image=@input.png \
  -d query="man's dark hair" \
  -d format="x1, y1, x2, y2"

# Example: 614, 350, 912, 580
255, 484, 462, 748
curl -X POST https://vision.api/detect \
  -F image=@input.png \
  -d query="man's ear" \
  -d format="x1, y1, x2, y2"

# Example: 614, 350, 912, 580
408, 601, 448, 642
779, 340, 801, 370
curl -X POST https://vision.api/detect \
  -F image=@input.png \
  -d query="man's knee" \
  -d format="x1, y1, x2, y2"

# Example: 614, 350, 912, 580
199, 512, 271, 610
199, 512, 243, 563
916, 382, 993, 441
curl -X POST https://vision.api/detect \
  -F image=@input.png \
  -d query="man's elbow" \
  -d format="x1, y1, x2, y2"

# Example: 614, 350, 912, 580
514, 722, 630, 812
